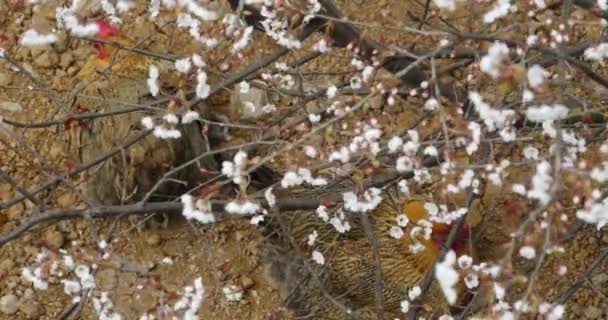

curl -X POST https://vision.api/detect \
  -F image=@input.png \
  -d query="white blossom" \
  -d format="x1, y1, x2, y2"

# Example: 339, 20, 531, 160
464, 273, 479, 289
181, 195, 215, 224
527, 161, 553, 205
312, 250, 325, 265
307, 230, 318, 246
433, 0, 458, 11
435, 250, 459, 305
232, 26, 254, 52
526, 104, 568, 122
584, 43, 608, 61
390, 226, 404, 239
196, 70, 211, 98
527, 64, 547, 88
343, 188, 383, 213
175, 58, 192, 73
182, 111, 200, 124
484, 0, 513, 24
225, 200, 260, 215
20, 29, 58, 46
239, 81, 250, 93
480, 42, 510, 78
147, 65, 160, 96
141, 116, 155, 129
308, 113, 321, 123
458, 255, 473, 269
22, 267, 49, 290
519, 246, 536, 259
523, 146, 539, 160
223, 285, 243, 302
327, 85, 338, 98
408, 286, 421, 300
317, 205, 329, 222
468, 92, 515, 131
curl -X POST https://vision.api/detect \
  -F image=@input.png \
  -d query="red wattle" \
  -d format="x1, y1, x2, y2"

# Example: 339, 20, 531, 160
96, 20, 117, 38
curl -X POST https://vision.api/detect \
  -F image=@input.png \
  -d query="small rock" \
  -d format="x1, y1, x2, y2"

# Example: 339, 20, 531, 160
601, 233, 608, 244
6, 203, 25, 220
22, 289, 34, 300
72, 47, 91, 60
56, 192, 78, 208
96, 268, 117, 291
145, 233, 161, 246
33, 51, 59, 69
234, 230, 246, 241
132, 289, 159, 313
230, 85, 268, 122
66, 66, 78, 76
18, 299, 44, 319
59, 52, 73, 69
0, 294, 18, 315
584, 306, 602, 319
0, 72, 12, 86
239, 275, 255, 290
0, 259, 15, 273
592, 273, 608, 285
42, 229, 64, 250
0, 101, 22, 112
48, 141, 63, 159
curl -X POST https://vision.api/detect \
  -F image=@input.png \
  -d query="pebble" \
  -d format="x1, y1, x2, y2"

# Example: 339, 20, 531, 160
0, 294, 18, 315
6, 203, 25, 220
584, 306, 603, 319
145, 233, 162, 246
18, 299, 44, 319
132, 290, 159, 313
592, 272, 608, 285
0, 259, 15, 273
234, 230, 246, 242
0, 72, 12, 86
56, 192, 78, 208
59, 52, 73, 70
33, 51, 59, 69
240, 275, 255, 290
96, 268, 118, 291
42, 229, 64, 250
0, 101, 22, 112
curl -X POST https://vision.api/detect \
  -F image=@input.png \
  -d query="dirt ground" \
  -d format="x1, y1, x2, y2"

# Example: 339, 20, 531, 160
0, 0, 607, 319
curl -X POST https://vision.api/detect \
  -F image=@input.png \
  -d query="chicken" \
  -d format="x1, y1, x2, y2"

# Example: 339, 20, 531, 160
65, 20, 212, 206
263, 185, 469, 319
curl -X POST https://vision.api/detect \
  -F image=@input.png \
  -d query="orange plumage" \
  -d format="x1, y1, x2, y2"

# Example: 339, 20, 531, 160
263, 187, 469, 319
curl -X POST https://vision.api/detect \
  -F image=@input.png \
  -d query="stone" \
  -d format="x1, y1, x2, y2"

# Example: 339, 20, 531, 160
6, 203, 25, 220
230, 85, 268, 122
59, 52, 73, 69
145, 233, 161, 246
0, 72, 12, 86
0, 259, 15, 273
240, 275, 255, 290
0, 101, 22, 112
33, 51, 58, 69
0, 294, 18, 315
96, 268, 118, 291
56, 192, 78, 208
42, 229, 64, 250
18, 299, 44, 319
584, 306, 603, 319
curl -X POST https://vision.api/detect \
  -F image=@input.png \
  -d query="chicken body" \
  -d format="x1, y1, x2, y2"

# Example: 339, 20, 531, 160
66, 22, 209, 205
264, 185, 455, 319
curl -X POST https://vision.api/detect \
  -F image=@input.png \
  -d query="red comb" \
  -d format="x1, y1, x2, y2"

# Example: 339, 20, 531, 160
96, 20, 117, 38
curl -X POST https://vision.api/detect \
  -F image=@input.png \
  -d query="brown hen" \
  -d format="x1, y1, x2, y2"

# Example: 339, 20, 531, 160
264, 185, 469, 319
66, 20, 210, 206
